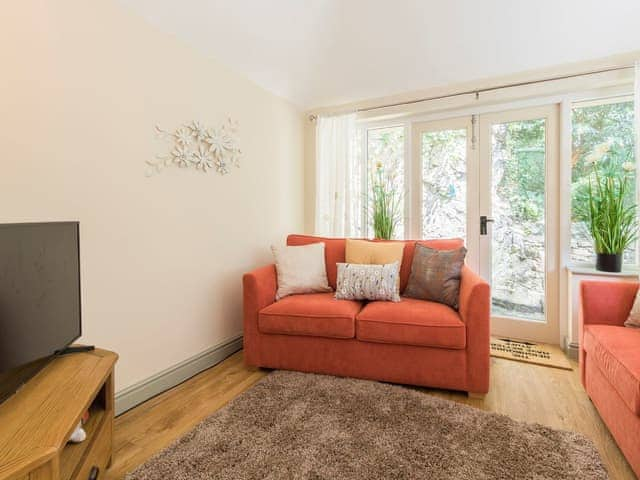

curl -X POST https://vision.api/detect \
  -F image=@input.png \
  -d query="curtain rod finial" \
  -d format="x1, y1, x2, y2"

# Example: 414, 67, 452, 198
308, 114, 317, 122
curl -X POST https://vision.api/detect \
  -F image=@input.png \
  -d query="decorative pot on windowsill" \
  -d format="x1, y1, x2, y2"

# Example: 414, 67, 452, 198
595, 253, 623, 273
580, 142, 637, 275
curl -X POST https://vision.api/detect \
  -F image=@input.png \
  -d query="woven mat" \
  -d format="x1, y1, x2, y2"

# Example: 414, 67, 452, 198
490, 336, 573, 370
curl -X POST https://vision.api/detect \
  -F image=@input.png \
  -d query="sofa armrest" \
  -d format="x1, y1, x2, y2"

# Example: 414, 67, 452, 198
459, 266, 490, 324
580, 280, 638, 328
459, 265, 491, 394
242, 264, 277, 366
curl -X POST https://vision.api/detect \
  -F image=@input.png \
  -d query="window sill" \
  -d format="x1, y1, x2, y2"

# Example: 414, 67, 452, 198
567, 264, 640, 277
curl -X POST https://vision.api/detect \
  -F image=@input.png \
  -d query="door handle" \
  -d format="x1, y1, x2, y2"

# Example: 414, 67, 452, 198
480, 216, 494, 235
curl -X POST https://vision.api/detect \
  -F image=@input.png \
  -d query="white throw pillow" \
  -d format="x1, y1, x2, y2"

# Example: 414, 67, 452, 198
271, 243, 332, 300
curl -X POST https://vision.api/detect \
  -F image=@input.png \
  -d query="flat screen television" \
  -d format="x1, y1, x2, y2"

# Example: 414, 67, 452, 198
0, 222, 81, 404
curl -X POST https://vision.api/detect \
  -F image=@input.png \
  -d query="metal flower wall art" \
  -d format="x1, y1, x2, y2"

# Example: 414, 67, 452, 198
146, 118, 241, 177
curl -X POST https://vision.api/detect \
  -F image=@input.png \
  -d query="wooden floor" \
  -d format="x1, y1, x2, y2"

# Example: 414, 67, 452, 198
105, 351, 635, 480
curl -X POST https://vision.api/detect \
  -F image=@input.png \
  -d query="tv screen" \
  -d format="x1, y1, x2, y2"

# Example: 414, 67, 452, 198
0, 222, 81, 401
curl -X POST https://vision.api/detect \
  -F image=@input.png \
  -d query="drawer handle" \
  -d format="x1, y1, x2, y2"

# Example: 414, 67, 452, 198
88, 466, 100, 480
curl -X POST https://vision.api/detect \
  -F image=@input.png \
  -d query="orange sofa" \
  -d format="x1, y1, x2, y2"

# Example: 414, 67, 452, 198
580, 280, 640, 477
243, 234, 491, 396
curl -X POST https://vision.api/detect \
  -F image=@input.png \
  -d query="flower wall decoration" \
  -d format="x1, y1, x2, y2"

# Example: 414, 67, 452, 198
147, 118, 241, 176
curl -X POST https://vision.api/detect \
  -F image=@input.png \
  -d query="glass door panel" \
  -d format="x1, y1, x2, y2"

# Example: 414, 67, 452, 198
479, 105, 559, 344
490, 119, 546, 321
412, 117, 478, 271
421, 128, 467, 240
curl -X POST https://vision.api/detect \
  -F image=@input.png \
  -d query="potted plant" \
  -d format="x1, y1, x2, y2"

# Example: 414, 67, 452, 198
583, 142, 637, 272
370, 162, 402, 240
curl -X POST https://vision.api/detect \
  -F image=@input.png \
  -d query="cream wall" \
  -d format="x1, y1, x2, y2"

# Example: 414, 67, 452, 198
0, 0, 304, 391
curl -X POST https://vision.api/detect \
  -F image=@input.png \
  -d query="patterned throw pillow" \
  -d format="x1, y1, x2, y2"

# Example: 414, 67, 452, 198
625, 288, 640, 328
335, 262, 401, 302
404, 244, 467, 309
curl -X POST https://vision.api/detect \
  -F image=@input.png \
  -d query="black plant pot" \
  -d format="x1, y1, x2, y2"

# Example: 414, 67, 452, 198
596, 253, 622, 273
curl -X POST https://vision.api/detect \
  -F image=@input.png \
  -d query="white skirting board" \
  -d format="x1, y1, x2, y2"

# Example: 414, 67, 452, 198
114, 335, 243, 416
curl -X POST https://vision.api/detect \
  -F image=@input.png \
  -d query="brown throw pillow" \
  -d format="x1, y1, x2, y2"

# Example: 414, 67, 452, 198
404, 244, 467, 309
625, 288, 640, 328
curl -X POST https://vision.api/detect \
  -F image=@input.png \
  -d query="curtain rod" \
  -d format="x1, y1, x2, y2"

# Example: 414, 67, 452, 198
308, 64, 634, 121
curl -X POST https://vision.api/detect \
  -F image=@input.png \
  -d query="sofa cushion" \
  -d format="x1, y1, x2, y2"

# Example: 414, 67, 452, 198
625, 287, 640, 328
287, 235, 464, 293
356, 297, 466, 349
271, 243, 331, 300
583, 324, 640, 415
404, 244, 467, 309
259, 292, 362, 339
346, 239, 404, 294
287, 235, 346, 289
346, 239, 405, 265
335, 262, 401, 302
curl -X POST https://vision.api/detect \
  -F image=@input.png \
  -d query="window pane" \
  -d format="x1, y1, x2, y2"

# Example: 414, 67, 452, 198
571, 100, 636, 265
367, 126, 405, 239
421, 129, 466, 240
491, 119, 546, 321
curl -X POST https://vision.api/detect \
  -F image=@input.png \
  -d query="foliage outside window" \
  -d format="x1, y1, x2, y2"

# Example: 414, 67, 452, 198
366, 126, 405, 239
421, 129, 467, 240
491, 119, 546, 320
571, 99, 636, 265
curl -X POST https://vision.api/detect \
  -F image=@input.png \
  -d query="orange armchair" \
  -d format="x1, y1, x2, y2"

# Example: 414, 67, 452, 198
579, 280, 640, 477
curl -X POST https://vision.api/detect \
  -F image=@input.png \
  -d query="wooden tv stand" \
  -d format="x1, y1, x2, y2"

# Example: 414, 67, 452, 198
0, 348, 118, 480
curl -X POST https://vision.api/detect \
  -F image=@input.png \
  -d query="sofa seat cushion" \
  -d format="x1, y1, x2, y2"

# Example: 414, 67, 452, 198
583, 324, 640, 415
355, 297, 466, 349
259, 292, 362, 339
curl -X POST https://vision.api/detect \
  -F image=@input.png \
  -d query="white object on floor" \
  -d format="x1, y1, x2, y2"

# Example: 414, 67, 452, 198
68, 421, 86, 443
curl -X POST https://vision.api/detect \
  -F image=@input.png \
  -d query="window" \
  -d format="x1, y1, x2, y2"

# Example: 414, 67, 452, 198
366, 126, 405, 239
571, 98, 636, 265
420, 128, 467, 240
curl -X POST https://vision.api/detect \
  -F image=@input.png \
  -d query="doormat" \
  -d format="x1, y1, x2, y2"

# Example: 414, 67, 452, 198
490, 336, 573, 370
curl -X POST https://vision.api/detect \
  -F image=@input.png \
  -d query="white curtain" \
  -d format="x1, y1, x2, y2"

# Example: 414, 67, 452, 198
315, 113, 361, 237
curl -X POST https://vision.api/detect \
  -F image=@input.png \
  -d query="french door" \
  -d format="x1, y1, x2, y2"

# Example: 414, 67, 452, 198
412, 105, 560, 344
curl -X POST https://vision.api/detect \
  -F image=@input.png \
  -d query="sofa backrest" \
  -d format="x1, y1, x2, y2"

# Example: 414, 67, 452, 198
286, 234, 464, 291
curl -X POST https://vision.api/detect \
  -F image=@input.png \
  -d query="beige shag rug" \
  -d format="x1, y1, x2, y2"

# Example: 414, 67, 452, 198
127, 371, 607, 480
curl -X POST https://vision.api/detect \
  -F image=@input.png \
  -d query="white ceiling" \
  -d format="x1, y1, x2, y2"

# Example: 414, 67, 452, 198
119, 0, 640, 109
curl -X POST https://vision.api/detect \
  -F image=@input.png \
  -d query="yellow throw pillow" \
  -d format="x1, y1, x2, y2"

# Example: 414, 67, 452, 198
345, 239, 404, 265
345, 239, 404, 292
